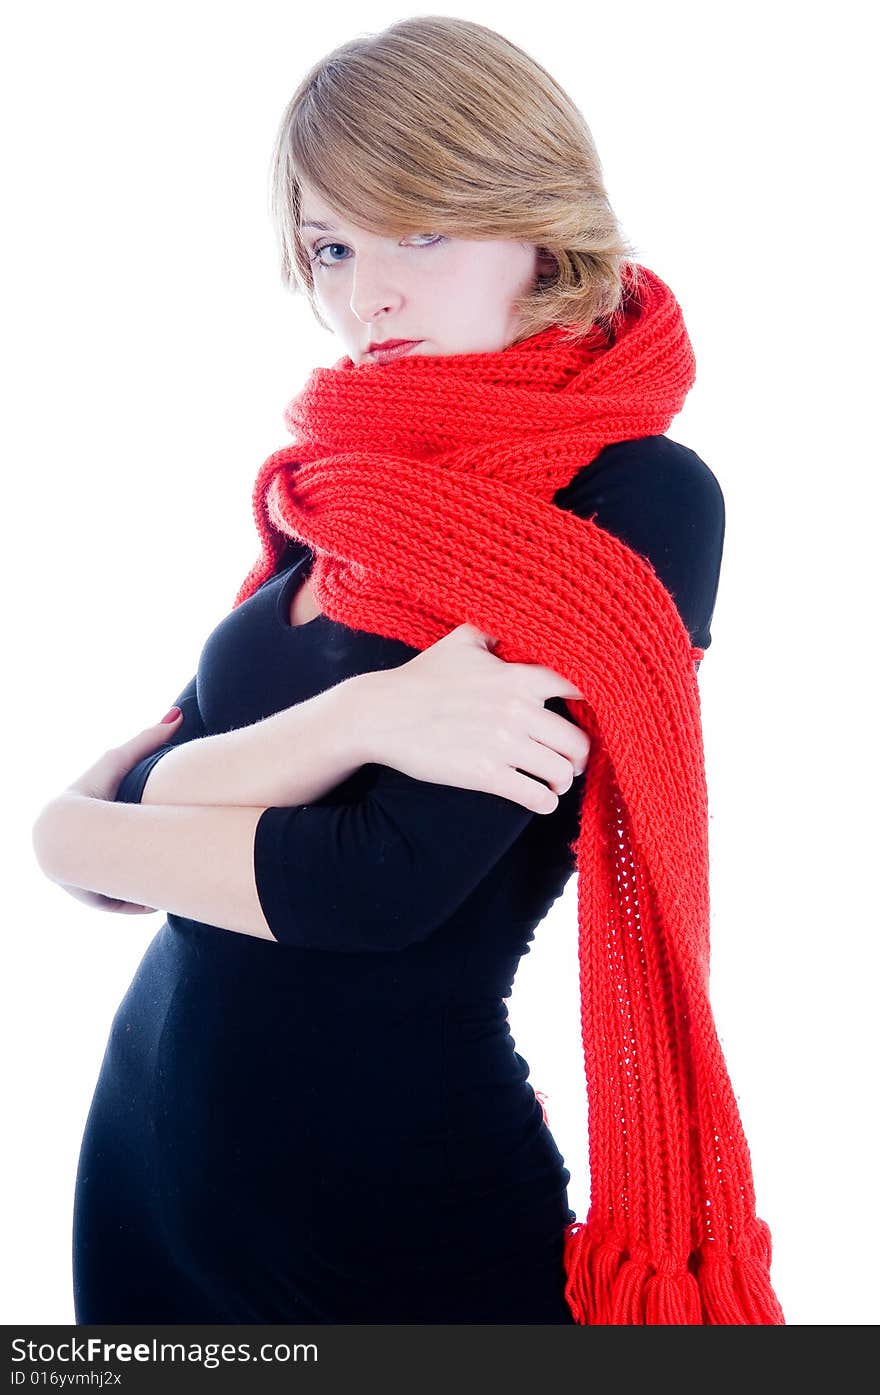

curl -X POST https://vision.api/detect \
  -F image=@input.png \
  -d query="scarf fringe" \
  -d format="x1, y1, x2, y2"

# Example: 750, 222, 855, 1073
562, 1220, 785, 1325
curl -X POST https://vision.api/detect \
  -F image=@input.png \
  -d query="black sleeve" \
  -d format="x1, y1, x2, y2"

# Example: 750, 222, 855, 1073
254, 772, 536, 953
552, 434, 725, 651
114, 673, 208, 804
253, 435, 725, 953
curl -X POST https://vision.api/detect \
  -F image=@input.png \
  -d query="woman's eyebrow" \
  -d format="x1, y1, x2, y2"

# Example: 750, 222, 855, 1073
300, 220, 336, 231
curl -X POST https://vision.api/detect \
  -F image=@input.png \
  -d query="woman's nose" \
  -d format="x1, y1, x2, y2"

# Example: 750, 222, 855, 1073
349, 265, 404, 323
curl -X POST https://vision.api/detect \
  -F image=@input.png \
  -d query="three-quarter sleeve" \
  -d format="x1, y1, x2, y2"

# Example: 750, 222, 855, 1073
254, 769, 537, 953
114, 673, 208, 804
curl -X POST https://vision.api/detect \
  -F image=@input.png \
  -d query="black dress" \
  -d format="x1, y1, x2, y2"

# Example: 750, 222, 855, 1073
72, 436, 724, 1324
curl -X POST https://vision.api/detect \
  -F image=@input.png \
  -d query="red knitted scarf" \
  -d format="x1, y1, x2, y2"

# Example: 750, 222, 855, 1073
233, 261, 785, 1325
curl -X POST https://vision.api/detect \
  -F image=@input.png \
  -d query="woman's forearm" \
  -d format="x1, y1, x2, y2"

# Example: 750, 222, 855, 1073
33, 795, 276, 941
140, 672, 378, 808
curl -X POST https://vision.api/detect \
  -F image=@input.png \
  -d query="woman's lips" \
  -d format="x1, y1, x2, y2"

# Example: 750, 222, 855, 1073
368, 339, 422, 364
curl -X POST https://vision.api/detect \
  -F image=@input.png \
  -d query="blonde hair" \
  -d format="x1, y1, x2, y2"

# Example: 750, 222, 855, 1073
268, 15, 640, 345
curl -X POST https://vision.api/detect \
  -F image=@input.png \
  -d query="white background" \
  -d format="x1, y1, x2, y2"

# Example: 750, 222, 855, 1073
3, 0, 877, 1326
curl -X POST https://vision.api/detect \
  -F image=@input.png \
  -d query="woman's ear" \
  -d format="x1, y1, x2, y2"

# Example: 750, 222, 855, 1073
536, 247, 558, 281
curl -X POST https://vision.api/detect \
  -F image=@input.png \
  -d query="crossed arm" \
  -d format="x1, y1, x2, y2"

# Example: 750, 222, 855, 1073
30, 669, 539, 950
31, 443, 719, 945
31, 672, 379, 943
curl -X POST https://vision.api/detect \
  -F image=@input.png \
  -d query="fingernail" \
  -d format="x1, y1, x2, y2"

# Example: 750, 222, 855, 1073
161, 707, 182, 723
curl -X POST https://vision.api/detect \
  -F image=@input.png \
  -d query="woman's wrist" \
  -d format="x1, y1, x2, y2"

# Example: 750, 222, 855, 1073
343, 668, 391, 768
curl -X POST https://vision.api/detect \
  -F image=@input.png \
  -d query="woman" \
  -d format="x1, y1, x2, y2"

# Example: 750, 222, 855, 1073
32, 17, 761, 1324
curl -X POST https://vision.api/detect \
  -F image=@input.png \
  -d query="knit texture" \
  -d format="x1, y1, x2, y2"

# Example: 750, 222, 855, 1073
233, 260, 785, 1324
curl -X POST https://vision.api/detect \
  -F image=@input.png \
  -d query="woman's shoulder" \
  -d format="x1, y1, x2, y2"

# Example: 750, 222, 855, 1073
551, 435, 726, 651
553, 434, 725, 523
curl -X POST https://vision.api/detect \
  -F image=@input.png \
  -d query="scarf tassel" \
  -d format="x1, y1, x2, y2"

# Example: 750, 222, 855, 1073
563, 1221, 784, 1325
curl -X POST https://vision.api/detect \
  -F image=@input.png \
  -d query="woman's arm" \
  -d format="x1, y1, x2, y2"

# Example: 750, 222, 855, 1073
33, 762, 544, 949
36, 442, 722, 950
33, 796, 276, 941
127, 673, 376, 809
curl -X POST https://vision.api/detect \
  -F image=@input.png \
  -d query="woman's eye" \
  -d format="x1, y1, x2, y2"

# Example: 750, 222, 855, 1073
309, 234, 445, 268
310, 242, 347, 266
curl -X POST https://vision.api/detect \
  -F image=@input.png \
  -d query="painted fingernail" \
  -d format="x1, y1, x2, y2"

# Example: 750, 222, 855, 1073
161, 707, 182, 723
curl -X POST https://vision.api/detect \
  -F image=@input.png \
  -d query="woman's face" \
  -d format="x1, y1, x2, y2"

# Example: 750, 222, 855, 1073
298, 180, 552, 365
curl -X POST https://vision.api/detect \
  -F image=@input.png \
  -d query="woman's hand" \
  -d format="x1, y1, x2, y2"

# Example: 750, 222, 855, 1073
360, 623, 592, 814
61, 708, 184, 802
33, 708, 185, 914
